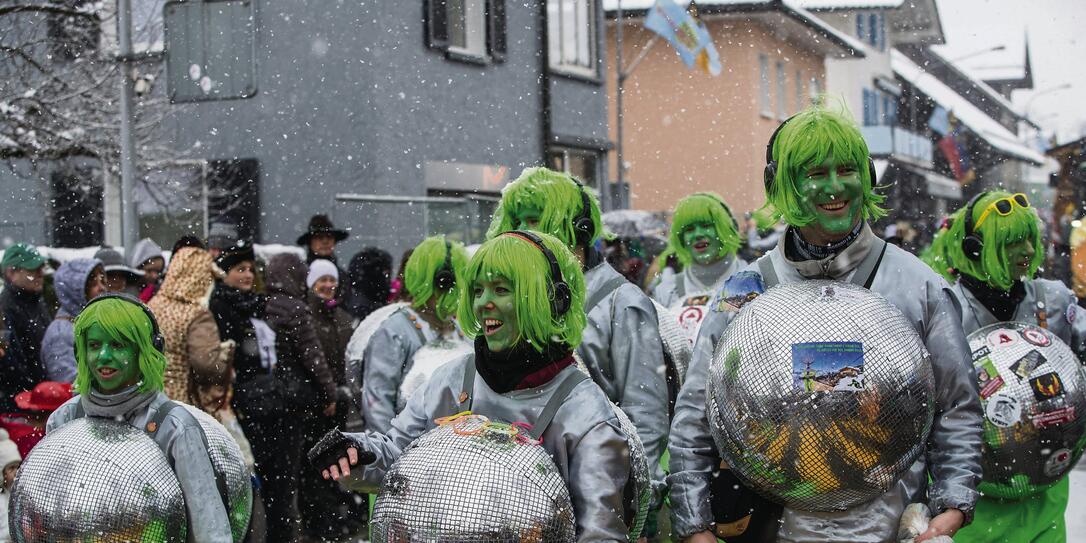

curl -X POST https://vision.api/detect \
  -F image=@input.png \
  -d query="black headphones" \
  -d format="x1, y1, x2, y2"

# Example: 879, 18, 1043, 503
694, 192, 739, 232
504, 230, 573, 316
763, 115, 878, 192
82, 293, 166, 353
572, 181, 596, 246
961, 191, 990, 261
432, 239, 456, 292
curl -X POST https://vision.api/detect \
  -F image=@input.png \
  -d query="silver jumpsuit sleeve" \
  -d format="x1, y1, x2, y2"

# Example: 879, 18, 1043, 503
569, 420, 637, 542
1053, 282, 1086, 358
611, 288, 670, 496
667, 307, 732, 537
922, 286, 983, 519
169, 422, 234, 542
361, 323, 411, 433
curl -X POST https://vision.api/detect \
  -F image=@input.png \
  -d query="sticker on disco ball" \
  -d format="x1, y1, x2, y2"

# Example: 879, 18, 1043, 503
791, 342, 865, 393
1009, 350, 1047, 381
988, 328, 1019, 347
1030, 406, 1076, 429
1044, 448, 1073, 477
976, 357, 1005, 399
712, 270, 765, 312
971, 345, 991, 362
986, 393, 1022, 428
1029, 373, 1065, 401
1023, 328, 1051, 347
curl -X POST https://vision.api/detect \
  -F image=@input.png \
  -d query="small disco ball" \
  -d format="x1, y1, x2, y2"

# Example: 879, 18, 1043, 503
9, 417, 188, 542
179, 404, 254, 540
707, 281, 935, 511
371, 414, 577, 542
967, 322, 1086, 499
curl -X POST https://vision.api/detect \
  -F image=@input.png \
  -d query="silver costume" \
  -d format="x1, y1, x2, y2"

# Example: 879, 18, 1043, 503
668, 225, 983, 542
340, 354, 642, 541
46, 391, 240, 542
579, 262, 670, 497
652, 258, 745, 345
952, 278, 1086, 357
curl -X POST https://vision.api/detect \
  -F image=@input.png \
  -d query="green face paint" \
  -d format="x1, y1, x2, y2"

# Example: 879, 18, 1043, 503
85, 322, 142, 393
1004, 238, 1037, 282
472, 275, 521, 353
512, 205, 543, 232
796, 156, 864, 242
681, 221, 725, 266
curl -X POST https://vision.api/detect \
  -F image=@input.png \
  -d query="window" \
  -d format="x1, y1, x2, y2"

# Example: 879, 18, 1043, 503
856, 14, 866, 41
759, 54, 771, 117
856, 12, 885, 50
448, 0, 487, 56
164, 0, 257, 102
547, 0, 597, 76
426, 0, 507, 62
776, 61, 787, 120
548, 147, 601, 189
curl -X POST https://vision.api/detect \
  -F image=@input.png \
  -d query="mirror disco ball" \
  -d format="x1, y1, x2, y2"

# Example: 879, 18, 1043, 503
180, 404, 254, 540
653, 300, 692, 388
611, 403, 652, 540
371, 414, 577, 542
967, 322, 1086, 499
9, 417, 188, 542
707, 281, 935, 511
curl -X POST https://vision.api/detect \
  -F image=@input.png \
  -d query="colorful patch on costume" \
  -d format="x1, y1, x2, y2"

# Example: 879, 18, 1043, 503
1021, 327, 1051, 348
1031, 406, 1076, 429
712, 270, 766, 313
975, 358, 1004, 399
677, 305, 706, 338
985, 393, 1022, 428
791, 341, 865, 393
1008, 350, 1047, 381
1043, 448, 1073, 477
986, 329, 1018, 348
1029, 372, 1064, 402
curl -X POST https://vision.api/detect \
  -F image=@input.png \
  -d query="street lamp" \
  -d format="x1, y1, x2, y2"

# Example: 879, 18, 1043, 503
950, 44, 1006, 63
1025, 83, 1073, 118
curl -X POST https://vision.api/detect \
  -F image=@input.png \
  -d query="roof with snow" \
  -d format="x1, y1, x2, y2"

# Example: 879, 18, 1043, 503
891, 49, 1044, 165
604, 0, 866, 59
791, 0, 904, 10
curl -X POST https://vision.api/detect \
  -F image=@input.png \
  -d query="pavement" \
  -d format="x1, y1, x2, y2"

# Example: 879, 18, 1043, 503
1068, 459, 1086, 539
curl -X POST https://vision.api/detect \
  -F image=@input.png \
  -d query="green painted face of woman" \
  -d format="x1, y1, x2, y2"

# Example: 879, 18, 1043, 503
681, 221, 725, 265
84, 322, 142, 393
796, 156, 864, 245
472, 274, 521, 353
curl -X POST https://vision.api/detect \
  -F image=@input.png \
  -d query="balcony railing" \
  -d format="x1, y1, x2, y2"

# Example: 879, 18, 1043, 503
860, 125, 933, 167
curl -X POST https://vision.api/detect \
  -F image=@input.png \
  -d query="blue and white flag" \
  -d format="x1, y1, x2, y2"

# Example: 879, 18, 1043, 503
644, 0, 721, 76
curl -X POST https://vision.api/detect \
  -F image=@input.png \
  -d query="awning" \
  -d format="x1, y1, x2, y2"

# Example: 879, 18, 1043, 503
896, 162, 963, 200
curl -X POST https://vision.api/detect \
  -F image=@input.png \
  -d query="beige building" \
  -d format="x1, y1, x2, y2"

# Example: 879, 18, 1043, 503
604, 1, 865, 215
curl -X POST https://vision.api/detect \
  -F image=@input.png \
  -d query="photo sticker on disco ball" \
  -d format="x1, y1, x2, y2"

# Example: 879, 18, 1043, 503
707, 281, 935, 512
967, 322, 1086, 499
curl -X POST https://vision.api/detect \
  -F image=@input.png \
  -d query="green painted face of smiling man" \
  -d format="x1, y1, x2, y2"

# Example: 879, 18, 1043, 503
796, 156, 864, 245
84, 322, 143, 393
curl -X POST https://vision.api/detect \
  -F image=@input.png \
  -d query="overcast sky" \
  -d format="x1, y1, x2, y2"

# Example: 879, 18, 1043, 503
931, 0, 1086, 144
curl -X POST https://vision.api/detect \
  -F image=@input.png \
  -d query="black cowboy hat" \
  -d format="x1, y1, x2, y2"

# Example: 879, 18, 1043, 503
297, 214, 349, 245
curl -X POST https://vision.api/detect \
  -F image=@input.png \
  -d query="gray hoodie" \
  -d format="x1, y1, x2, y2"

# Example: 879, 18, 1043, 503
41, 258, 101, 382
129, 238, 163, 270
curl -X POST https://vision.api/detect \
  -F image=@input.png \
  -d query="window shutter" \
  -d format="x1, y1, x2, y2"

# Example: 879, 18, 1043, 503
486, 0, 507, 62
426, 0, 449, 50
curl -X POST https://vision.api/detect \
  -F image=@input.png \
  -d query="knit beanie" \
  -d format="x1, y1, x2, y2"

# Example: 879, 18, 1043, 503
0, 428, 20, 471
307, 259, 339, 289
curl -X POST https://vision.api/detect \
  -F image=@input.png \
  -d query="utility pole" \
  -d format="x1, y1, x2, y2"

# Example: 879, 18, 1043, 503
616, 2, 625, 204
118, 0, 138, 255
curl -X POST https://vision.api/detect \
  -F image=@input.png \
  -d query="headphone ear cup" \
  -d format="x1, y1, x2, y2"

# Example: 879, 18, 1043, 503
433, 268, 455, 292
573, 218, 594, 245
962, 235, 984, 261
551, 282, 572, 316
763, 163, 777, 192
867, 157, 877, 185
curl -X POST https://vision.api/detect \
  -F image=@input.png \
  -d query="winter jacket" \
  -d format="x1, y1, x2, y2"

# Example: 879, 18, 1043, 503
307, 292, 353, 385
344, 249, 392, 322
40, 258, 101, 382
130, 239, 163, 302
148, 248, 231, 403
265, 254, 337, 411
209, 283, 280, 417
0, 284, 50, 411
668, 224, 983, 541
48, 388, 234, 542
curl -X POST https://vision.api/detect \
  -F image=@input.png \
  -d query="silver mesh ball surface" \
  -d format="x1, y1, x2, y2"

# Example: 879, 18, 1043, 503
179, 404, 254, 540
9, 417, 188, 542
707, 281, 935, 511
967, 322, 1086, 499
610, 403, 652, 540
371, 414, 577, 542
653, 300, 692, 388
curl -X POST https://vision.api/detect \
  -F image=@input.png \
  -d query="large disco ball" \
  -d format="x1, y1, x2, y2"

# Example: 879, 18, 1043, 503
180, 404, 254, 540
707, 281, 935, 511
967, 322, 1086, 499
371, 414, 577, 542
9, 417, 188, 542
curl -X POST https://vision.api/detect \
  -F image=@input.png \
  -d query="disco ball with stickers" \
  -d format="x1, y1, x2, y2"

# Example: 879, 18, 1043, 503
967, 322, 1086, 499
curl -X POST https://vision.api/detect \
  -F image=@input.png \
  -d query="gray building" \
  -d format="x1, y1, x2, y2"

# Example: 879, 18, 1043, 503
161, 0, 613, 261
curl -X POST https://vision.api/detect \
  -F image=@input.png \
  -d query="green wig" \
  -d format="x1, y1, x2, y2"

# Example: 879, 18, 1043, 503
918, 212, 961, 283
73, 297, 167, 394
486, 167, 607, 250
760, 103, 888, 226
668, 192, 742, 268
458, 232, 587, 352
944, 190, 1044, 290
404, 235, 469, 321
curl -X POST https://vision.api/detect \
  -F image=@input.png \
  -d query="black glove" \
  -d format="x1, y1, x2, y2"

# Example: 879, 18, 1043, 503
307, 427, 376, 471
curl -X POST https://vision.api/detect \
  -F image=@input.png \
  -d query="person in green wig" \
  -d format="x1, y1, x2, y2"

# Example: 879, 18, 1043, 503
936, 190, 1086, 543
651, 192, 746, 343
45, 295, 240, 541
668, 103, 982, 542
486, 166, 670, 511
311, 232, 647, 539
349, 235, 470, 433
